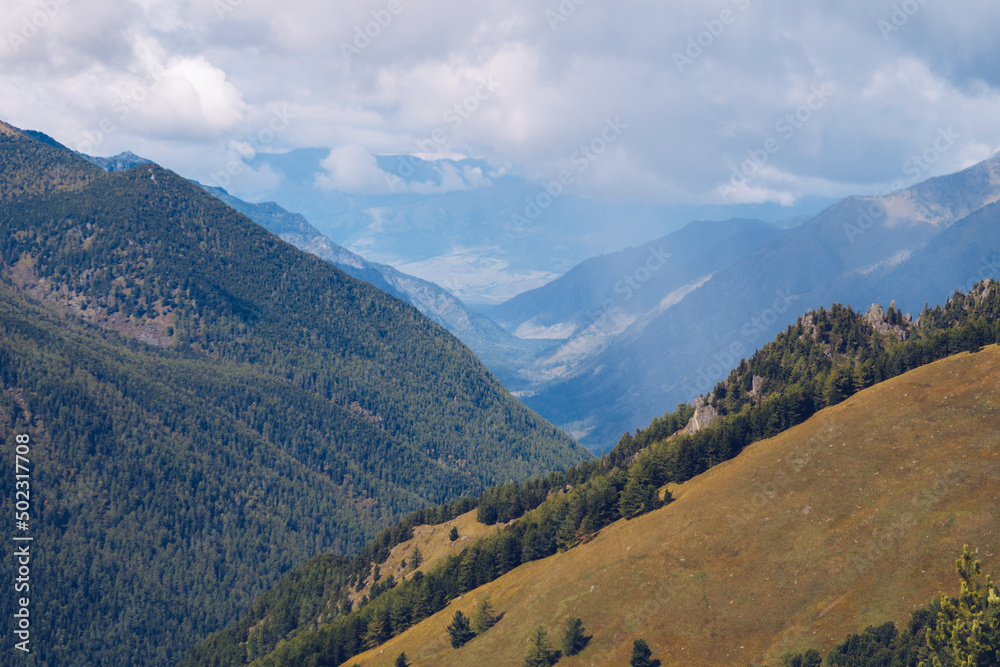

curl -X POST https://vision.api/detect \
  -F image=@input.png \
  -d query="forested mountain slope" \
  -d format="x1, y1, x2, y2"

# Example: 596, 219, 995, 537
202, 185, 546, 388
189, 283, 1000, 666
0, 121, 586, 665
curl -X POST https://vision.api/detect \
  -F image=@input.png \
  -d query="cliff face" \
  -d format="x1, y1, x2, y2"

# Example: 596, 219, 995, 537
681, 395, 719, 435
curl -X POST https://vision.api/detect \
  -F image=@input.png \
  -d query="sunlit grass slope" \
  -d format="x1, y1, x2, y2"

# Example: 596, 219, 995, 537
350, 346, 1000, 666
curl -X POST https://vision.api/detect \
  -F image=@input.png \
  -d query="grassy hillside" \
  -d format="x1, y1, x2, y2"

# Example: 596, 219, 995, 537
349, 346, 1000, 666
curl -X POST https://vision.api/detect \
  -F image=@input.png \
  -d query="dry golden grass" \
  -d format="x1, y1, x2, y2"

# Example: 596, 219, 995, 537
350, 510, 505, 606
349, 346, 1000, 666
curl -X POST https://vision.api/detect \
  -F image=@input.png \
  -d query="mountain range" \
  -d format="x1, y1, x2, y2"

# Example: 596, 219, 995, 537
228, 148, 831, 305
7, 115, 1000, 664
0, 120, 587, 665
503, 153, 1000, 446
218, 143, 1000, 451
184, 287, 1000, 666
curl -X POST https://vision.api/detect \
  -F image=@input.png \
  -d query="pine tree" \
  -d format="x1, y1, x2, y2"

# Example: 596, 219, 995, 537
447, 610, 474, 648
458, 547, 479, 592
390, 597, 412, 634
618, 460, 663, 520
802, 649, 822, 667
449, 526, 459, 541
574, 516, 594, 545
411, 545, 423, 569
780, 650, 821, 667
523, 624, 556, 667
561, 616, 587, 656
921, 545, 1000, 666
394, 652, 409, 667
618, 476, 646, 519
364, 607, 390, 648
471, 595, 499, 634
630, 638, 655, 667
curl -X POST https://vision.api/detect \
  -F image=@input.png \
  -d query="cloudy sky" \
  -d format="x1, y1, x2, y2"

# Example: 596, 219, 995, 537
2, 0, 1000, 207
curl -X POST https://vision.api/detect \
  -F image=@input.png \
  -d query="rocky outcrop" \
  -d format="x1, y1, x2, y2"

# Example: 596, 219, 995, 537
862, 302, 913, 341
681, 395, 719, 436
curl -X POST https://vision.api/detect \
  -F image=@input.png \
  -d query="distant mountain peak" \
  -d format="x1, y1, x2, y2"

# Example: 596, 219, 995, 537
80, 150, 153, 172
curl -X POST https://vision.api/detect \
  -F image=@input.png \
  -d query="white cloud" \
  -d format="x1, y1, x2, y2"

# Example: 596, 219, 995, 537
2, 0, 1000, 205
316, 144, 392, 193
147, 55, 247, 134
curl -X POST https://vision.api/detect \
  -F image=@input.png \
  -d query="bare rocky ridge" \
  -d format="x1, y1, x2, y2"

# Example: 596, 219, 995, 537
862, 302, 913, 340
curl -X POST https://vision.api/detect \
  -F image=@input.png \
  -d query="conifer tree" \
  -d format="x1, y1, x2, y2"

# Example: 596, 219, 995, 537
618, 460, 664, 519
447, 610, 474, 648
450, 526, 459, 541
390, 597, 412, 634
630, 638, 655, 667
561, 616, 587, 656
364, 607, 390, 648
779, 650, 821, 667
458, 546, 479, 592
411, 545, 423, 569
394, 652, 409, 667
523, 624, 556, 667
921, 545, 1000, 666
471, 595, 500, 634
